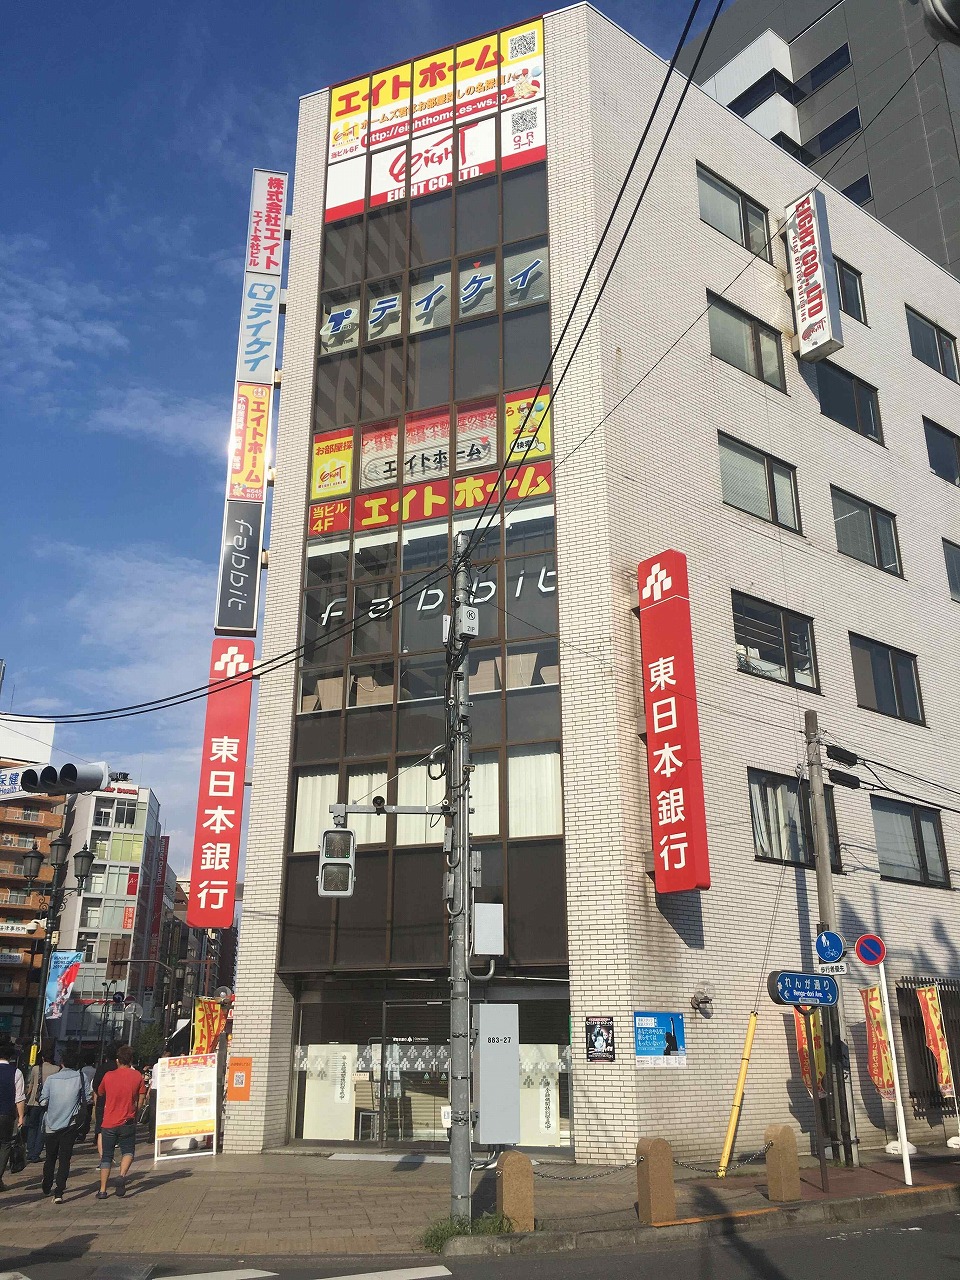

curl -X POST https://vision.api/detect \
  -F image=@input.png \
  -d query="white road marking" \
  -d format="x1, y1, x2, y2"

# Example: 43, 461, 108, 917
170, 1271, 279, 1280
314, 1269, 451, 1280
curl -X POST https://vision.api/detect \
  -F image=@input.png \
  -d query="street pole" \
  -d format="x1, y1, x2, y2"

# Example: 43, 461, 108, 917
30, 863, 66, 1063
877, 959, 913, 1185
448, 531, 473, 1222
802, 1008, 830, 1193
805, 709, 858, 1167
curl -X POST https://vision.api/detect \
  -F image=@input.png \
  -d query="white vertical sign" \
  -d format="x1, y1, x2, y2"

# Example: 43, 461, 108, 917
784, 188, 844, 361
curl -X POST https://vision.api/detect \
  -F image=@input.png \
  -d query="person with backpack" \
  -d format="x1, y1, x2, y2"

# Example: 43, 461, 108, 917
24, 1045, 60, 1163
38, 1045, 89, 1203
0, 1039, 26, 1191
96, 1044, 147, 1198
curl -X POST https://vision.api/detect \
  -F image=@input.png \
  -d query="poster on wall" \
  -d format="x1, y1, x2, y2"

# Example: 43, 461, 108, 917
519, 1043, 561, 1146
633, 1011, 687, 1068
155, 1053, 218, 1161
586, 1016, 615, 1063
301, 1044, 358, 1141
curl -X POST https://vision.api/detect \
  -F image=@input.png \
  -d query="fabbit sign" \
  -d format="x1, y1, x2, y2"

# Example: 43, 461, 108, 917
783, 189, 843, 362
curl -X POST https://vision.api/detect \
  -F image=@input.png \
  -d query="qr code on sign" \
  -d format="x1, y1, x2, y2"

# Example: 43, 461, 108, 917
509, 106, 539, 134
509, 30, 538, 59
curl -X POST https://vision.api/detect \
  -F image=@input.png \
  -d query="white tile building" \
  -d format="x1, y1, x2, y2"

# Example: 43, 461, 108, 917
227, 3, 960, 1163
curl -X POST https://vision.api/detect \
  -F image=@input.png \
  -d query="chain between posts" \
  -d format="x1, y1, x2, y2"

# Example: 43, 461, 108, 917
673, 1140, 773, 1176
532, 1159, 641, 1181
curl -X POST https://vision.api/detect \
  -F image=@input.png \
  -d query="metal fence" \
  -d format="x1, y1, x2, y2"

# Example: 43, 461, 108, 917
896, 976, 960, 1113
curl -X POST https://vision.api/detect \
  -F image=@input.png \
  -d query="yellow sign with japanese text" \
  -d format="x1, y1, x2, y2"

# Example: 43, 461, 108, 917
312, 430, 354, 500
229, 383, 271, 502
329, 76, 370, 163
505, 386, 552, 461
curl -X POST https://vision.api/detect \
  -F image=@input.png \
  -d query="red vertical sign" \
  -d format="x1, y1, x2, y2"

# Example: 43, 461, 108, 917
637, 550, 710, 892
187, 638, 255, 927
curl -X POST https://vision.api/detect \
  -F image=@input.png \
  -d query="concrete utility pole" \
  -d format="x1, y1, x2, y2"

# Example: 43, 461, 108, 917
805, 708, 859, 1166
448, 531, 475, 1222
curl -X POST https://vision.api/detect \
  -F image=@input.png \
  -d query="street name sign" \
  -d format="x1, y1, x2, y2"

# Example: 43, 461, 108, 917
767, 970, 840, 1007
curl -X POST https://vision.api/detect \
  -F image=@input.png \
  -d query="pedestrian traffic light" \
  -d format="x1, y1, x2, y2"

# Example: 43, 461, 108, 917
20, 761, 110, 795
317, 828, 355, 897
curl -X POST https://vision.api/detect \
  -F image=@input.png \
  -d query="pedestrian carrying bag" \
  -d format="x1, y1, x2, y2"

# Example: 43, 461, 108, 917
8, 1129, 26, 1174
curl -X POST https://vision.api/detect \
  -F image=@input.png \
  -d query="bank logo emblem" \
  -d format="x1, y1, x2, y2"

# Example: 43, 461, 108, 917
214, 646, 252, 678
642, 562, 672, 603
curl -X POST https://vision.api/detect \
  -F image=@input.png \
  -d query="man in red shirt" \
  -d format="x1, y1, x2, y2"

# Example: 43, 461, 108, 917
96, 1045, 146, 1198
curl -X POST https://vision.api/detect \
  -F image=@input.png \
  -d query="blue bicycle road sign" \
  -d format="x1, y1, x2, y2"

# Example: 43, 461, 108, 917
767, 970, 839, 1007
815, 930, 845, 964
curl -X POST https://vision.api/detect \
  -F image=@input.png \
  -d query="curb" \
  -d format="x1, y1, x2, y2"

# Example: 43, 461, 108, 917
441, 1182, 960, 1257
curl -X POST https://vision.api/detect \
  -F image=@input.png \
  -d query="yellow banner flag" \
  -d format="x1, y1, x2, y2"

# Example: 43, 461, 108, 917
917, 985, 955, 1099
793, 1007, 827, 1098
192, 998, 227, 1056
859, 985, 895, 1100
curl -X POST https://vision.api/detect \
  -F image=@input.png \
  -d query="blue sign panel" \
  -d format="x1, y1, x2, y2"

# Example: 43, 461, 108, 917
767, 971, 839, 1007
815, 930, 845, 964
633, 1011, 687, 1068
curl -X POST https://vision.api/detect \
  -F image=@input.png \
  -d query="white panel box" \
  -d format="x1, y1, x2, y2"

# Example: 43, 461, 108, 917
473, 1003, 520, 1145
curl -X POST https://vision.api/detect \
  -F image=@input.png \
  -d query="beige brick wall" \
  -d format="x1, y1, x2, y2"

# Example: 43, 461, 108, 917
548, 3, 960, 1162
224, 89, 328, 1154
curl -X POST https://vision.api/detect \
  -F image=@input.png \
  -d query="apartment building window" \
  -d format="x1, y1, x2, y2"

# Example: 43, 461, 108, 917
835, 259, 865, 323
924, 418, 960, 485
850, 634, 923, 724
718, 434, 799, 530
748, 769, 840, 868
114, 800, 137, 828
80, 899, 102, 929
830, 488, 901, 575
871, 796, 948, 886
944, 540, 960, 601
707, 294, 785, 390
806, 108, 861, 160
696, 165, 771, 260
907, 308, 959, 382
93, 804, 112, 827
841, 175, 872, 207
815, 361, 882, 442
733, 592, 817, 689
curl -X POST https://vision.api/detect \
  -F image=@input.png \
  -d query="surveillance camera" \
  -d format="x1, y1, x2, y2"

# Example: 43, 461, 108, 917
373, 795, 386, 813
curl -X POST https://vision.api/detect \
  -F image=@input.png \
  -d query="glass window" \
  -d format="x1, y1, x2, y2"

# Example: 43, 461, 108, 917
402, 521, 448, 571
403, 408, 451, 482
504, 306, 551, 391
748, 770, 841, 868
315, 352, 358, 429
507, 840, 566, 964
471, 750, 500, 836
696, 166, 771, 260
360, 340, 404, 422
322, 216, 365, 289
395, 761, 446, 845
345, 764, 389, 846
800, 43, 851, 95
452, 510, 501, 562
299, 668, 343, 714
807, 107, 860, 158
320, 290, 361, 355
503, 164, 547, 242
399, 654, 446, 702
305, 538, 350, 587
835, 260, 865, 323
407, 331, 450, 410
292, 766, 338, 852
365, 277, 403, 343
401, 572, 447, 653
457, 252, 497, 320
733, 592, 817, 689
352, 527, 398, 579
871, 797, 948, 886
907, 308, 959, 382
410, 190, 452, 266
114, 801, 137, 827
352, 584, 394, 655
468, 562, 500, 639
409, 263, 451, 334
455, 398, 498, 472
455, 316, 500, 400
508, 743, 562, 837
504, 503, 554, 556
366, 206, 407, 279
944, 540, 960, 602
830, 489, 901, 575
815, 361, 881, 441
302, 585, 348, 661
718, 434, 798, 530
841, 174, 872, 206
707, 295, 784, 390
358, 420, 400, 489
850, 634, 923, 723
347, 661, 395, 709
924, 419, 960, 485
505, 552, 557, 638
503, 238, 549, 311
456, 176, 498, 253
391, 848, 444, 963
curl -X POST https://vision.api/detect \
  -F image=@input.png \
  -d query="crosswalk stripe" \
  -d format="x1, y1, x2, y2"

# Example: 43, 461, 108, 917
316, 1269, 452, 1280
169, 1271, 279, 1280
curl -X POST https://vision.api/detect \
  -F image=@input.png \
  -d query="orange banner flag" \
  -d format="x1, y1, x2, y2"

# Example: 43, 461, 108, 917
916, 985, 955, 1099
859, 985, 895, 1100
793, 1007, 827, 1098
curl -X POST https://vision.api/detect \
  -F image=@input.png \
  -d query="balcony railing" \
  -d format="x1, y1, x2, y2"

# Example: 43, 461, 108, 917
0, 806, 60, 830
0, 889, 43, 909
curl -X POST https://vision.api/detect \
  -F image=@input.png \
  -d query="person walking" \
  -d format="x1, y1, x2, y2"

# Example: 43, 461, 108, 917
96, 1044, 146, 1199
37, 1046, 89, 1203
0, 1039, 26, 1192
77, 1049, 96, 1142
92, 1042, 117, 1148
24, 1046, 60, 1164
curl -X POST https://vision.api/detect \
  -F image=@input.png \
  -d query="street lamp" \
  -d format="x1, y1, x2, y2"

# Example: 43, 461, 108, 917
25, 836, 95, 1060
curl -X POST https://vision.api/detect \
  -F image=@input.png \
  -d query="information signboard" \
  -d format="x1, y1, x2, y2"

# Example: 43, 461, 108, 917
154, 1053, 218, 1162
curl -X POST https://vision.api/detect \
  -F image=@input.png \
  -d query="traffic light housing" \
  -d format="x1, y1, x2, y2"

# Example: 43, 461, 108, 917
20, 761, 110, 795
921, 0, 960, 43
318, 828, 355, 897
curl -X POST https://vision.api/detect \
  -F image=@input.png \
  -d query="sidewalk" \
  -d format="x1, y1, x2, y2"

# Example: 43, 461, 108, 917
0, 1134, 958, 1261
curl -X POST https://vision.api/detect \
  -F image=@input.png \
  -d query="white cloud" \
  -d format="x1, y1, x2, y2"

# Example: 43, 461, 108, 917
86, 383, 229, 460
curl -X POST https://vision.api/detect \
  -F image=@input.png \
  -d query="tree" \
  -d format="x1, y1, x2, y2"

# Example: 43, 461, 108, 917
134, 1020, 165, 1064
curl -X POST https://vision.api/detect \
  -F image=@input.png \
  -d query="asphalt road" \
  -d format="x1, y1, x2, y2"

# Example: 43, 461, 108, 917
1, 1210, 959, 1279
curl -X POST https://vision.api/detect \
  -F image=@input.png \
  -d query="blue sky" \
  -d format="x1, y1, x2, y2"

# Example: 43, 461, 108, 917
1, 1, 694, 868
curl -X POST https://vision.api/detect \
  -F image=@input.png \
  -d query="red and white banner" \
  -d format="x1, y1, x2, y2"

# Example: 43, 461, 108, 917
187, 638, 255, 928
860, 985, 896, 1100
245, 170, 287, 276
784, 188, 843, 362
917, 985, 955, 1098
637, 550, 711, 893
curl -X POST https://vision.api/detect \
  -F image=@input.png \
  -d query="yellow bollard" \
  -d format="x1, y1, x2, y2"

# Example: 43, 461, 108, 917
718, 1011, 758, 1178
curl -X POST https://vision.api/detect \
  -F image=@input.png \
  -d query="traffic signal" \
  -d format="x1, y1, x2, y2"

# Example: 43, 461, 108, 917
20, 761, 110, 795
317, 828, 355, 897
106, 936, 131, 980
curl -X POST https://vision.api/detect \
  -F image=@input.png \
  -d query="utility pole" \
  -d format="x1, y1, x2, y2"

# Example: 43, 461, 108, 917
805, 708, 859, 1166
448, 531, 475, 1222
